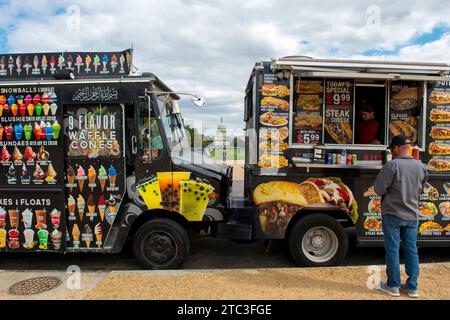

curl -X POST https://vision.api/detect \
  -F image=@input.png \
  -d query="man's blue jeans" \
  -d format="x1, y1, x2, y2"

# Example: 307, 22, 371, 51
382, 214, 419, 291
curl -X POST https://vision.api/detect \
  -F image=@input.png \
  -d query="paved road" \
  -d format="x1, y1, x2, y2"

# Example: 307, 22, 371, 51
1, 229, 449, 271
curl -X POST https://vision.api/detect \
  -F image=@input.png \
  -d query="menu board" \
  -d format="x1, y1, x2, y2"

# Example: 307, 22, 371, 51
292, 78, 323, 145
0, 86, 65, 252
257, 70, 290, 169
324, 80, 354, 144
426, 82, 450, 172
64, 104, 125, 249
0, 49, 133, 80
388, 82, 419, 145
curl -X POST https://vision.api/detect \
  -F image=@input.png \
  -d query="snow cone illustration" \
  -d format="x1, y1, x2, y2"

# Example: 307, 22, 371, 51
137, 175, 163, 210
179, 179, 214, 221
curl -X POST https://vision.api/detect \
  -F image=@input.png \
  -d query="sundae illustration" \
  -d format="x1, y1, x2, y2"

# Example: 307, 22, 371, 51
24, 145, 36, 162
13, 146, 23, 162
1, 146, 11, 162
37, 145, 49, 161
45, 163, 57, 183
33, 163, 45, 183
21, 163, 30, 184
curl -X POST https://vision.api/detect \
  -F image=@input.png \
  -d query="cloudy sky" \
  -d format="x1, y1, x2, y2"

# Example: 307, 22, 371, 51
1, 0, 450, 137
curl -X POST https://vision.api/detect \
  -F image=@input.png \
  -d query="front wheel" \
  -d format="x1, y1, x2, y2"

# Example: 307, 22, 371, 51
288, 214, 348, 267
133, 218, 190, 269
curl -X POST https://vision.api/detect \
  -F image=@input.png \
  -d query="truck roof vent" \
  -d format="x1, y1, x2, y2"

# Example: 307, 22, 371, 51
281, 55, 314, 60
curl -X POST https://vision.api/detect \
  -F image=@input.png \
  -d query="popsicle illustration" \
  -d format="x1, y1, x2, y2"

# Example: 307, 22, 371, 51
4, 124, 13, 141
27, 103, 34, 116
67, 195, 76, 217
44, 122, 53, 141
137, 175, 163, 210
24, 146, 36, 161
13, 123, 23, 140
88, 165, 96, 191
35, 103, 42, 116
84, 224, 92, 248
24, 123, 32, 140
98, 165, 107, 192
77, 165, 86, 191
179, 179, 215, 221
95, 223, 103, 247
50, 103, 58, 115
1, 146, 11, 162
93, 55, 100, 73
98, 194, 106, 221
108, 165, 117, 187
77, 194, 85, 221
19, 103, 26, 117
67, 165, 75, 191
11, 103, 18, 117
52, 120, 60, 139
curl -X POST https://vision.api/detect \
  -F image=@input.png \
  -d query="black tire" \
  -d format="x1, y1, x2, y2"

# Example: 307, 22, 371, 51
133, 218, 190, 270
288, 214, 348, 267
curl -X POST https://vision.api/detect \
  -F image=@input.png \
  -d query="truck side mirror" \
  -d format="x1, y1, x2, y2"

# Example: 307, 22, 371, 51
192, 96, 206, 108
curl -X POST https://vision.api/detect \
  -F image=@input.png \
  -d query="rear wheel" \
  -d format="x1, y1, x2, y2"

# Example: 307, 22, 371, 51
133, 218, 190, 269
288, 214, 348, 267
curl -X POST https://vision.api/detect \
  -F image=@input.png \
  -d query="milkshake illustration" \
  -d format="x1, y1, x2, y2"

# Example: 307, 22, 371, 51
50, 209, 61, 229
51, 229, 62, 250
21, 208, 33, 229
37, 229, 49, 250
35, 209, 47, 229
8, 208, 19, 229
23, 229, 36, 249
0, 207, 6, 228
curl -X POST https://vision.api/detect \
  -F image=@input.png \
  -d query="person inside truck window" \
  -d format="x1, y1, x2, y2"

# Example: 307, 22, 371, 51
150, 119, 163, 150
356, 102, 382, 144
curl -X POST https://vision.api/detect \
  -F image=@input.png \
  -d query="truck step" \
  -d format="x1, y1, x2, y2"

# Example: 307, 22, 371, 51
216, 222, 252, 240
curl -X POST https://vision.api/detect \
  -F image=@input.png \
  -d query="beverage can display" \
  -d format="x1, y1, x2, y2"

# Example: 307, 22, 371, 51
337, 154, 342, 164
352, 154, 357, 165
332, 153, 337, 164
347, 154, 352, 165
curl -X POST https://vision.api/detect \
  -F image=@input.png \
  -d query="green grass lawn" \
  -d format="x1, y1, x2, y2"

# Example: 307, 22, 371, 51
210, 148, 245, 160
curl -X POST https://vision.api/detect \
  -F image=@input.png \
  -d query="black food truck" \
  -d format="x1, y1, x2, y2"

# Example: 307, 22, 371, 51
242, 56, 450, 266
1, 49, 450, 269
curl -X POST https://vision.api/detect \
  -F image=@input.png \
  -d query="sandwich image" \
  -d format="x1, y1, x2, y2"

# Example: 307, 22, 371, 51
260, 111, 288, 126
389, 120, 417, 143
390, 87, 418, 110
438, 201, 450, 218
428, 142, 450, 156
430, 109, 450, 122
418, 202, 438, 218
429, 91, 450, 105
258, 153, 288, 168
261, 97, 289, 111
259, 126, 289, 141
428, 158, 450, 171
419, 221, 443, 235
297, 95, 323, 111
260, 84, 278, 97
368, 198, 381, 214
363, 186, 378, 197
275, 85, 289, 97
296, 80, 323, 94
422, 183, 439, 201
430, 126, 450, 139
253, 181, 324, 238
364, 217, 382, 231
325, 122, 352, 144
295, 111, 322, 128
258, 140, 289, 151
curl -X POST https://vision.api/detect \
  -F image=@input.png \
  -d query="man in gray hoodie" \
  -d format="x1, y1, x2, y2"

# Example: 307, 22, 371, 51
374, 135, 428, 298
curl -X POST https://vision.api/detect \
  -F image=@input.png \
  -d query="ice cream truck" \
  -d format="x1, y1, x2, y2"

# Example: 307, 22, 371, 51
0, 48, 234, 269
240, 56, 450, 266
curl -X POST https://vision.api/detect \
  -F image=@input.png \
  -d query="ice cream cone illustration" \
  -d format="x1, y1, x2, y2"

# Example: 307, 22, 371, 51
93, 55, 100, 73
84, 224, 92, 248
49, 55, 56, 73
102, 55, 109, 71
108, 165, 117, 188
110, 54, 118, 72
77, 194, 85, 221
57, 54, 64, 69
0, 56, 5, 71
66, 54, 73, 69
41, 55, 47, 73
85, 54, 91, 71
23, 56, 31, 75
88, 165, 97, 191
77, 165, 85, 191
67, 165, 75, 192
98, 194, 106, 221
87, 194, 96, 218
68, 195, 76, 217
119, 54, 125, 72
107, 194, 117, 215
75, 54, 83, 73
72, 224, 80, 243
95, 223, 103, 248
8, 56, 14, 75
32, 55, 39, 70
98, 165, 107, 191
16, 56, 22, 75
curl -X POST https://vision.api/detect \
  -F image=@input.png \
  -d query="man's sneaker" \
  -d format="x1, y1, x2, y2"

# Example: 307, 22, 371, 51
377, 282, 400, 297
400, 284, 419, 298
